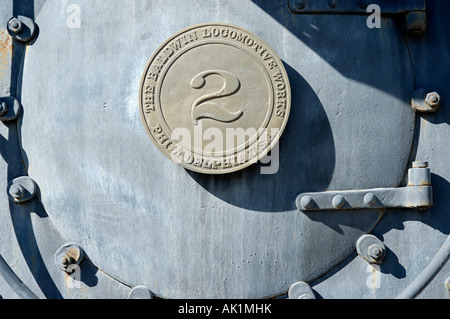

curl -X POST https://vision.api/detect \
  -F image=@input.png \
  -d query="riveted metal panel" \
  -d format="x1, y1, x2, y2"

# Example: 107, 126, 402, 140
17, 0, 416, 299
4, 0, 450, 300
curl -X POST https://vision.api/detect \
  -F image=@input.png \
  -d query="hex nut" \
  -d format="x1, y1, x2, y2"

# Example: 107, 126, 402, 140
368, 244, 385, 263
425, 92, 440, 108
300, 195, 315, 210
327, 0, 338, 9
357, 234, 386, 264
9, 184, 24, 199
364, 192, 376, 207
7, 177, 37, 203
54, 243, 84, 272
8, 18, 23, 33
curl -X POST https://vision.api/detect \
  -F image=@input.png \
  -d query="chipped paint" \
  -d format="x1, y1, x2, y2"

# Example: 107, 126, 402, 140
0, 29, 12, 87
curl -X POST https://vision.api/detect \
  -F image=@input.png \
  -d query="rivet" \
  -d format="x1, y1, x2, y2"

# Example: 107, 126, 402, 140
327, 0, 338, 9
357, 234, 386, 264
300, 195, 315, 210
292, 0, 306, 10
332, 194, 345, 209
357, 0, 367, 9
364, 192, 376, 207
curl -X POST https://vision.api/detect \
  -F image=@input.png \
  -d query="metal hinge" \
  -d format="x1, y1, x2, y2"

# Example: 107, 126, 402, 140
296, 161, 432, 211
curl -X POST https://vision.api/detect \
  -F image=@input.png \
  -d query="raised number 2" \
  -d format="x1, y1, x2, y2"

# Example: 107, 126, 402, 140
190, 70, 243, 125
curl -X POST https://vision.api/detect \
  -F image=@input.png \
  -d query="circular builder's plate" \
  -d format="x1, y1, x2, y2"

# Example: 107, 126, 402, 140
139, 23, 291, 174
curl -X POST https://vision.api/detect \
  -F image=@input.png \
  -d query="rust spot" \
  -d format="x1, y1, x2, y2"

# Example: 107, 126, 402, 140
0, 29, 13, 81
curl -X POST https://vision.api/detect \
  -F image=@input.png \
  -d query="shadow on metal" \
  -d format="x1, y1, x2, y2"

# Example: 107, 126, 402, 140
249, 0, 416, 97
187, 60, 335, 212
1, 0, 106, 299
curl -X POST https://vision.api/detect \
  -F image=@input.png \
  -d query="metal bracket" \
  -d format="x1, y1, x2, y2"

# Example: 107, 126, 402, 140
288, 0, 426, 15
296, 161, 432, 211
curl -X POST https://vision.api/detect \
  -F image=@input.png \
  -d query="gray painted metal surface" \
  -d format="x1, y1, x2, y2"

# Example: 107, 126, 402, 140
0, 0, 448, 299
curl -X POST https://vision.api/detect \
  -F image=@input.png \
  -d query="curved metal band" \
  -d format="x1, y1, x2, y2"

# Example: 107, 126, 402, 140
0, 254, 38, 299
396, 234, 450, 299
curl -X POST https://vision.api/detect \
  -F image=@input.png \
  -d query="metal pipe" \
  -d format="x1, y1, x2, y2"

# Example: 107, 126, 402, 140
0, 254, 38, 299
396, 234, 450, 299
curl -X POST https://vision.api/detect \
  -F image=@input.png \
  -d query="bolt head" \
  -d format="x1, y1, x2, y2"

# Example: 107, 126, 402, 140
425, 92, 440, 108
8, 18, 23, 33
9, 184, 24, 199
368, 244, 385, 262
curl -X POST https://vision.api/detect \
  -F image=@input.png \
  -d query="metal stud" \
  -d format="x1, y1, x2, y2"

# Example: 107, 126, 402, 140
7, 15, 37, 43
7, 176, 37, 203
54, 243, 84, 273
356, 234, 386, 264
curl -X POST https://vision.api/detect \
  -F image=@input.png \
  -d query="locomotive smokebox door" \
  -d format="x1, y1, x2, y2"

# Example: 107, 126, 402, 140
10, 0, 427, 298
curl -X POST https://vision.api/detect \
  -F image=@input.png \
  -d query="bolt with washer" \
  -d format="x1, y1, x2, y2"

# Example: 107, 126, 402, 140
58, 245, 83, 272
9, 184, 24, 200
368, 244, 385, 263
8, 18, 23, 34
425, 92, 441, 109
